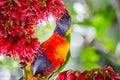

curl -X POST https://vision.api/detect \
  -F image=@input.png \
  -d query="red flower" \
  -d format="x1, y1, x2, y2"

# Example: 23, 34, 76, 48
84, 66, 120, 80
0, 0, 8, 6
0, 38, 10, 55
56, 66, 120, 80
78, 70, 88, 80
0, 0, 66, 62
66, 71, 79, 80
104, 66, 120, 80
56, 70, 80, 80
0, 37, 40, 62
55, 70, 68, 80
17, 38, 40, 62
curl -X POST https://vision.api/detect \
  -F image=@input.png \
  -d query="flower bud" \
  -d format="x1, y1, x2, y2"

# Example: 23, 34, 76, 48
84, 66, 120, 80
56, 66, 120, 80
56, 70, 80, 80
55, 70, 68, 80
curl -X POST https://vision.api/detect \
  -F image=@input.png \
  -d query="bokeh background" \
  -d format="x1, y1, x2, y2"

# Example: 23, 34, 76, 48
0, 0, 120, 80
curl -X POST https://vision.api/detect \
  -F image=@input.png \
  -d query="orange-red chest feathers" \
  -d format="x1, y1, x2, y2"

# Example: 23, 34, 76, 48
42, 33, 69, 67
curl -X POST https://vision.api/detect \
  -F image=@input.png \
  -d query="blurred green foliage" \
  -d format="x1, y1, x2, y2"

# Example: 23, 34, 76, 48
66, 0, 120, 73
0, 56, 18, 70
81, 47, 100, 69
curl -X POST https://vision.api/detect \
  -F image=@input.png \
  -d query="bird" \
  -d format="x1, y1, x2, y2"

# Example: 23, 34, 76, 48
31, 12, 71, 79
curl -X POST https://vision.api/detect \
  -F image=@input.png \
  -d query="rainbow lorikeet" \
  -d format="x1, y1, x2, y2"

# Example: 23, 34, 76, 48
31, 12, 71, 79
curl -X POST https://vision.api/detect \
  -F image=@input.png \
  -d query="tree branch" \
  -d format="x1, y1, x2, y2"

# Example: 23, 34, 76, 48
19, 62, 27, 80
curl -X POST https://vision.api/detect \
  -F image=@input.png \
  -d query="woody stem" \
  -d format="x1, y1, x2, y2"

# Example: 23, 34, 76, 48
20, 62, 27, 80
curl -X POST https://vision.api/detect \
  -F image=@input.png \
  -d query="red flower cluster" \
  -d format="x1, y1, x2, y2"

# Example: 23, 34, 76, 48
56, 66, 120, 80
0, 0, 66, 62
